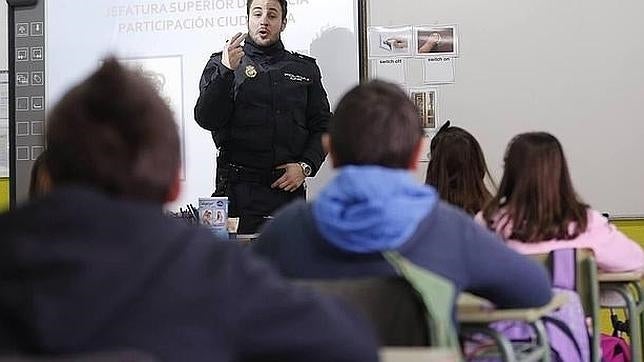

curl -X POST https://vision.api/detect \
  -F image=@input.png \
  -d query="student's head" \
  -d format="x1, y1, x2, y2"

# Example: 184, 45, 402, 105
45, 58, 181, 204
324, 80, 424, 170
482, 132, 588, 242
247, 0, 287, 47
425, 124, 493, 215
29, 150, 52, 199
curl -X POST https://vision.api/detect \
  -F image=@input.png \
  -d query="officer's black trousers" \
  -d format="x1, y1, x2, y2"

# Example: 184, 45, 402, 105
228, 181, 305, 234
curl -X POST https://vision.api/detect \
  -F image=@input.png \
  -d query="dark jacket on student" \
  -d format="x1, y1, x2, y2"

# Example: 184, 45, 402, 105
0, 187, 378, 362
194, 39, 330, 175
252, 167, 553, 323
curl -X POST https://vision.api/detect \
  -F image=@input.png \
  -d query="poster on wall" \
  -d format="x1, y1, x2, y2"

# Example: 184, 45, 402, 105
367, 25, 413, 58
408, 87, 438, 130
414, 24, 459, 57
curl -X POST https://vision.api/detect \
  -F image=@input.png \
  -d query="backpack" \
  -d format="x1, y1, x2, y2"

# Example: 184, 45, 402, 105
468, 249, 591, 362
542, 248, 591, 362
600, 333, 631, 362
599, 311, 632, 362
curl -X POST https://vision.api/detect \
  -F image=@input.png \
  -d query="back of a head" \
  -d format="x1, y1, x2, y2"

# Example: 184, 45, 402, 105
28, 150, 51, 200
329, 80, 423, 168
425, 126, 492, 215
483, 132, 588, 242
46, 58, 180, 202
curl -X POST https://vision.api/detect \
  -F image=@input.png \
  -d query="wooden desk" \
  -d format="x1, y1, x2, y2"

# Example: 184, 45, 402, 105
457, 293, 567, 362
379, 347, 460, 362
458, 293, 567, 324
598, 270, 643, 362
598, 270, 642, 283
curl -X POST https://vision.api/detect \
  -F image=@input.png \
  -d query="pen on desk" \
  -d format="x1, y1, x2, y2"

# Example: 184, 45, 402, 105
190, 204, 199, 220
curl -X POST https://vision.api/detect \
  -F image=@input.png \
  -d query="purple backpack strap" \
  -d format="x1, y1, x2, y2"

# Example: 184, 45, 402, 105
551, 248, 576, 290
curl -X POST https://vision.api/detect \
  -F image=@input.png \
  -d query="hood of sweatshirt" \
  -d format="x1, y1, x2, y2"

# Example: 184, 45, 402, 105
312, 166, 438, 253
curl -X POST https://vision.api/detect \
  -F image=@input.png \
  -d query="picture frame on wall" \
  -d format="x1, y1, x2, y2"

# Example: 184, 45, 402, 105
367, 25, 414, 58
414, 24, 459, 57
408, 87, 439, 130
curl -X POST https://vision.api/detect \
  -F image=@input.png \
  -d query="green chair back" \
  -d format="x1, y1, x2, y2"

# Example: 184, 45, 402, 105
383, 251, 461, 352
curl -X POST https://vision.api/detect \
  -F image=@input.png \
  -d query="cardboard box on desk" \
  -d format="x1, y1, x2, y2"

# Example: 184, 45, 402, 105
199, 197, 228, 239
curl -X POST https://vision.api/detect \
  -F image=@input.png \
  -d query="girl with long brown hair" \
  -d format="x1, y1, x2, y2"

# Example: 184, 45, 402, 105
477, 132, 643, 272
425, 123, 494, 215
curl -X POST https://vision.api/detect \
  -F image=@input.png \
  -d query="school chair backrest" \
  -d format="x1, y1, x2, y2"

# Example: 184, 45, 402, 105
382, 251, 460, 351
293, 277, 430, 346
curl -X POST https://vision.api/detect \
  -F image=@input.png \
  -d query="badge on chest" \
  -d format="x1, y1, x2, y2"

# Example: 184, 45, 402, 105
245, 65, 257, 78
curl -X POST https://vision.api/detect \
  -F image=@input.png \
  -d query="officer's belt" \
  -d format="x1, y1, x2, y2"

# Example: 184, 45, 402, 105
227, 163, 283, 186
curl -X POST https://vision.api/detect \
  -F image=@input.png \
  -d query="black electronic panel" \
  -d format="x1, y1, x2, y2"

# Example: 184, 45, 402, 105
7, 0, 38, 6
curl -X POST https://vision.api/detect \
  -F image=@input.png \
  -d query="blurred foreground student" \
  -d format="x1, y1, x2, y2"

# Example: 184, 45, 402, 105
253, 81, 552, 323
477, 132, 644, 272
425, 123, 494, 215
0, 59, 378, 361
28, 150, 51, 199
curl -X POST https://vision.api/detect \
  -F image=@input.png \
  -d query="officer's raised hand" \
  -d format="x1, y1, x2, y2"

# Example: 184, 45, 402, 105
271, 163, 305, 192
222, 32, 247, 70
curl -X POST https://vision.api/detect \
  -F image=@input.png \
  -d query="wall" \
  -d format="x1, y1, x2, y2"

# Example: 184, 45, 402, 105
0, 178, 8, 211
613, 220, 644, 247
370, 0, 644, 217
0, 1, 7, 68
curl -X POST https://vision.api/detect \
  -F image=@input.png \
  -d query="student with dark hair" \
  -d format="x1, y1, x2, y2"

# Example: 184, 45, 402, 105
425, 123, 494, 215
28, 150, 51, 199
253, 80, 552, 323
0, 59, 378, 361
477, 132, 644, 272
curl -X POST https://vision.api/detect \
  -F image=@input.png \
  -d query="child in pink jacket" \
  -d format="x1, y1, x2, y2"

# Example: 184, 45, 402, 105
476, 132, 644, 272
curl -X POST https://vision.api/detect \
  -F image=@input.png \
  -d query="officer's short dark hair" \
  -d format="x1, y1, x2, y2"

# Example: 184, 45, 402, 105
247, 0, 287, 21
46, 57, 180, 202
329, 80, 423, 169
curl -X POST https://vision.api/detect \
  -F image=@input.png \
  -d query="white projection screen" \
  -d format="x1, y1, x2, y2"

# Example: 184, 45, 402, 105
45, 0, 359, 209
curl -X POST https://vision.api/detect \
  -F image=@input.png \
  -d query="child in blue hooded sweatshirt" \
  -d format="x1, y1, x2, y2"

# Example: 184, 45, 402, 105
252, 80, 552, 324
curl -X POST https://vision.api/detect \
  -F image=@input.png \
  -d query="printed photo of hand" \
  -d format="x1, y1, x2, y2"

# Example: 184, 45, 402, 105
415, 26, 457, 55
383, 36, 409, 50
418, 32, 441, 53
369, 26, 414, 57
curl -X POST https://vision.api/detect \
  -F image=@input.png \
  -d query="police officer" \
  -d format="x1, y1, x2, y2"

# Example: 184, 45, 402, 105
194, 0, 331, 234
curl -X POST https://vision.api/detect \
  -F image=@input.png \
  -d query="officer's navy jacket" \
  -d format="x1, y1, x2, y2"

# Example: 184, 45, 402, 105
195, 39, 330, 176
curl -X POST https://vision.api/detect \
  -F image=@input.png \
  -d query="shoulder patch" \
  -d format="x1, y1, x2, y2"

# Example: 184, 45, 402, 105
290, 51, 317, 64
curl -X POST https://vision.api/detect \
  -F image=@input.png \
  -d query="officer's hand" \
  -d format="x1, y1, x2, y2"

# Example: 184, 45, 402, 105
271, 163, 305, 192
222, 32, 246, 70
